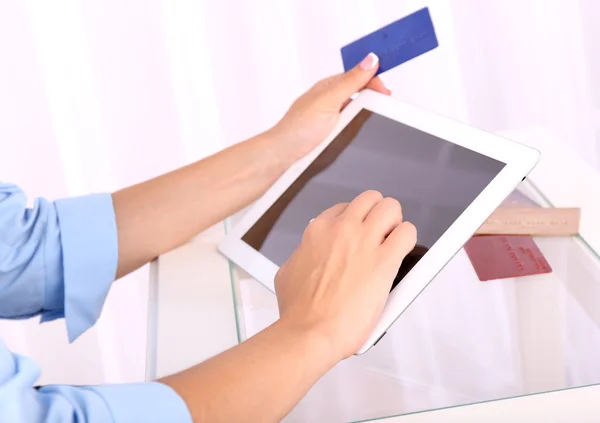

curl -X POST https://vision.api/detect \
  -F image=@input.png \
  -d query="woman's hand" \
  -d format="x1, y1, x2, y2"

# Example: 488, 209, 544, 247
268, 53, 390, 165
274, 191, 417, 361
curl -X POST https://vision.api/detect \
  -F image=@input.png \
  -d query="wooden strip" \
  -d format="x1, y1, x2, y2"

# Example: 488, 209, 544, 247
475, 207, 581, 236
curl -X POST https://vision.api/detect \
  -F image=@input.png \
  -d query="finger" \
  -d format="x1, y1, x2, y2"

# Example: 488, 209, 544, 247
343, 190, 383, 221
317, 202, 349, 221
383, 221, 417, 262
365, 77, 391, 95
364, 197, 403, 243
340, 98, 352, 111
325, 53, 380, 106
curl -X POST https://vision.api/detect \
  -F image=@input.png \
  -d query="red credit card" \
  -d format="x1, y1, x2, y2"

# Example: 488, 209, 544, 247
464, 235, 552, 281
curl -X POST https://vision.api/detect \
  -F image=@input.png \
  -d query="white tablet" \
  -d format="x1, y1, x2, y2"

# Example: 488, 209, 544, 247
219, 89, 540, 354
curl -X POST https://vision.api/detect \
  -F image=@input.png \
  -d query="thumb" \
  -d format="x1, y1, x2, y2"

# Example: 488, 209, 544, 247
328, 53, 380, 105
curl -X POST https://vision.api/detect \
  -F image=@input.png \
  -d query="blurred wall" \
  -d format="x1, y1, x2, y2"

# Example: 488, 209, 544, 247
0, 0, 598, 385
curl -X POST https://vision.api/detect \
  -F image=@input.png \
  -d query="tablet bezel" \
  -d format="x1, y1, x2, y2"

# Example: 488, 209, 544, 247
218, 89, 540, 354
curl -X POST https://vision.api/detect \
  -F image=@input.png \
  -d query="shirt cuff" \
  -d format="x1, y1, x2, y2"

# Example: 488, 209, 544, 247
90, 382, 193, 423
52, 194, 118, 342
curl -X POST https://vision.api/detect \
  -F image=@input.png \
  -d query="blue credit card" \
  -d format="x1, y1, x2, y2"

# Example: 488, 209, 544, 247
341, 7, 438, 75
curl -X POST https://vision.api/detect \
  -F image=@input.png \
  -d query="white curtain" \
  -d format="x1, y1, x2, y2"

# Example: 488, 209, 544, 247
1, 0, 598, 386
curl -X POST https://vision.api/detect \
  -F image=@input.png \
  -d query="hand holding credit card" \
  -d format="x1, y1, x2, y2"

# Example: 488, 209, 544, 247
341, 7, 438, 75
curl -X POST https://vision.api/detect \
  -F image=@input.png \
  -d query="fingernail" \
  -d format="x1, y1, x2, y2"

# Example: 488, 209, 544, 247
359, 52, 379, 71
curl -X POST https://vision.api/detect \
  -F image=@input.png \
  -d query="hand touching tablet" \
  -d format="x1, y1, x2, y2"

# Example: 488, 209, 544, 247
275, 190, 417, 360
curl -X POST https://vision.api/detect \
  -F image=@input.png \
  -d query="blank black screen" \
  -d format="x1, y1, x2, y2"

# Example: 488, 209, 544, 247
243, 110, 505, 289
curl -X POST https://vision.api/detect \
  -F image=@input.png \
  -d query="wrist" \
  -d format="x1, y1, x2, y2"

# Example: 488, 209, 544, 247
241, 131, 291, 180
261, 126, 305, 170
273, 316, 341, 371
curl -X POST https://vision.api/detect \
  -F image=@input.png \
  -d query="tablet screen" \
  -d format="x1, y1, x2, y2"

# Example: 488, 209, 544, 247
243, 110, 506, 290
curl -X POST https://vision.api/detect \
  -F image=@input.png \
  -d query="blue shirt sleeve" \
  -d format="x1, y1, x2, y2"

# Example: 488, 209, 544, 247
0, 184, 194, 422
0, 339, 192, 423
0, 183, 118, 341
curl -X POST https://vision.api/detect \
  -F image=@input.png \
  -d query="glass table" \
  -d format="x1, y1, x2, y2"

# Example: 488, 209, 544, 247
149, 127, 600, 422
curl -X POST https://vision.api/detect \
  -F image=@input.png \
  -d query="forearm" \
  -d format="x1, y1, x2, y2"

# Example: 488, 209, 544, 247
112, 132, 289, 278
160, 318, 337, 423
